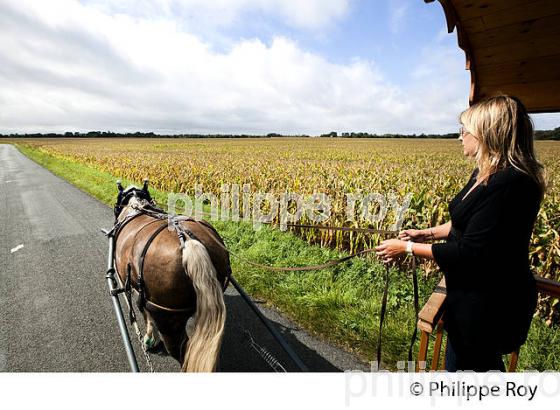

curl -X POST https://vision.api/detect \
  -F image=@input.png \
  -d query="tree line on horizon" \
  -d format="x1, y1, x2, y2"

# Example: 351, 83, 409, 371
1, 128, 559, 140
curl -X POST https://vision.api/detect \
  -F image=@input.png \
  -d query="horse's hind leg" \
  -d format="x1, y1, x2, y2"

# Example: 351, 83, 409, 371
142, 310, 161, 351
149, 313, 190, 364
160, 331, 187, 362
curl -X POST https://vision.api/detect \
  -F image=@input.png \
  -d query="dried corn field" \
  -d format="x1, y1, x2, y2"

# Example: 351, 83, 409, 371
14, 137, 560, 320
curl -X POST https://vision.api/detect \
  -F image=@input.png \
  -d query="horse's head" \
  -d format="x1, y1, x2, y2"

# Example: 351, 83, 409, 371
114, 178, 155, 222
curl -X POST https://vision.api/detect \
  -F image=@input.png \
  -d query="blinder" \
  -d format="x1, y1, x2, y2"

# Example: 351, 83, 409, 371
114, 179, 156, 221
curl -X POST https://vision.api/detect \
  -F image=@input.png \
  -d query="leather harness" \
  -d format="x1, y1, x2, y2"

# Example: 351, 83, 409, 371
110, 203, 230, 317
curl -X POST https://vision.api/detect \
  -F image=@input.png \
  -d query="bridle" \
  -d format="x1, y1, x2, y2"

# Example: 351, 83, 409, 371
114, 179, 158, 223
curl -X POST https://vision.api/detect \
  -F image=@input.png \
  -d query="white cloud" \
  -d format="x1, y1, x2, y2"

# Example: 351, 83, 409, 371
532, 113, 560, 131
0, 0, 476, 135
388, 0, 409, 35
81, 0, 351, 30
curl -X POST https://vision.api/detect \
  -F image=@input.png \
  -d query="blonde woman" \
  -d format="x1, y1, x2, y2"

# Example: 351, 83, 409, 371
375, 95, 547, 371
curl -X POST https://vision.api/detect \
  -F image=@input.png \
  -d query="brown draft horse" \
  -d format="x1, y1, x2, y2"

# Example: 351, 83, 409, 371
112, 182, 230, 372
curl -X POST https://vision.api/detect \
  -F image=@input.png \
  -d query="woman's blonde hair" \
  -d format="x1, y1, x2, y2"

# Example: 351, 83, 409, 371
460, 95, 547, 197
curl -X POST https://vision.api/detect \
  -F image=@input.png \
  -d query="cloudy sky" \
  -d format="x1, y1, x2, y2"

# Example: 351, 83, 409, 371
1, 0, 558, 135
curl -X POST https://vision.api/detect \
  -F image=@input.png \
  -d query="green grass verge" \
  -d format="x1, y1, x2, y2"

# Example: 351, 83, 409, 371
13, 142, 560, 371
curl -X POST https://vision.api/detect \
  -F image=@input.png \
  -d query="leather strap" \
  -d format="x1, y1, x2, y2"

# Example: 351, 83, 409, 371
376, 265, 390, 366
408, 256, 419, 363
136, 221, 169, 311
287, 223, 398, 236
376, 256, 419, 368
145, 299, 196, 314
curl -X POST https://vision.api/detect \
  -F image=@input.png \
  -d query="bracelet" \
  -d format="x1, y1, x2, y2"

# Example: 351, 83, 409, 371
406, 240, 414, 255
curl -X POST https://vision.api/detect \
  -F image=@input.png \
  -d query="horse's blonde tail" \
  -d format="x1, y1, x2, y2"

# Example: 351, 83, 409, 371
181, 237, 226, 372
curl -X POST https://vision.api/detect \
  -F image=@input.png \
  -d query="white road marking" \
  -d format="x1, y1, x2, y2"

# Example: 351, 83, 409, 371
10, 244, 24, 253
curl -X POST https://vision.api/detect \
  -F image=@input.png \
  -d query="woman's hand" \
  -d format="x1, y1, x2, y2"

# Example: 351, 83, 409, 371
398, 229, 430, 243
375, 239, 407, 264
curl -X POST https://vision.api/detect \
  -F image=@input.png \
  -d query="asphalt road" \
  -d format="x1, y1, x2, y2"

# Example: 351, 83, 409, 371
0, 144, 369, 372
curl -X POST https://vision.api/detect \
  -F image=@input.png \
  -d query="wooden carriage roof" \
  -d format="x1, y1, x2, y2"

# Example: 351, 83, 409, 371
425, 0, 560, 113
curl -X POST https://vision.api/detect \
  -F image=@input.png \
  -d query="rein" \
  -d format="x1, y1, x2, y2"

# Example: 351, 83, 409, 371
283, 222, 400, 236
113, 202, 421, 369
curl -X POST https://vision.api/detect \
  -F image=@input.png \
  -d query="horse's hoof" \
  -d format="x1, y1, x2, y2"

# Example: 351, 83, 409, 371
143, 334, 159, 351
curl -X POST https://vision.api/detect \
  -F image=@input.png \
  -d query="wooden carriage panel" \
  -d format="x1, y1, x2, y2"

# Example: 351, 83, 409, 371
459, 1, 560, 33
425, 0, 560, 112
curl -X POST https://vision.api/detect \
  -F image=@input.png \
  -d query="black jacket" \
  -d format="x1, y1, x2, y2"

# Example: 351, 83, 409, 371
432, 165, 542, 355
